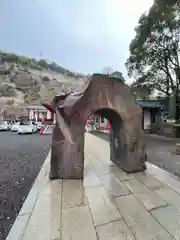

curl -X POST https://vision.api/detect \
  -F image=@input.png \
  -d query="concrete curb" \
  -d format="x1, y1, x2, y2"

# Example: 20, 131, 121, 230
6, 150, 51, 240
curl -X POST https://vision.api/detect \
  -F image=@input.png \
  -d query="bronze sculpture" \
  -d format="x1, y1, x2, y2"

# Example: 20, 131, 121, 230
44, 74, 147, 179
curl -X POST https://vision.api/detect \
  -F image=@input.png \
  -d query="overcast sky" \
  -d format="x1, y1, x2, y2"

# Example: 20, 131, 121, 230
1, 0, 153, 82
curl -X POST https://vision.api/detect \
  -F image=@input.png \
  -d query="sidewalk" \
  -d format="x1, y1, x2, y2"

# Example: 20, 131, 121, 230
6, 133, 180, 240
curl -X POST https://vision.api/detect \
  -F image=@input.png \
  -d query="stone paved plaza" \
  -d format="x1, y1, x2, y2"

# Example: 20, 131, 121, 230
6, 133, 180, 240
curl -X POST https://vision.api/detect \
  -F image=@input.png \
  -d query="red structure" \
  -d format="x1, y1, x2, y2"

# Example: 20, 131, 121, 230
27, 105, 54, 122
42, 103, 55, 122
38, 103, 55, 135
108, 120, 111, 133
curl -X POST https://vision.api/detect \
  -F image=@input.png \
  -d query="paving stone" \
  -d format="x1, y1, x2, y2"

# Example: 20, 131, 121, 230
100, 174, 130, 197
155, 186, 180, 211
96, 220, 135, 240
115, 194, 173, 240
22, 191, 62, 240
123, 178, 150, 193
155, 175, 180, 195
123, 179, 167, 211
40, 179, 62, 196
146, 162, 180, 194
61, 205, 97, 240
162, 177, 180, 195
134, 173, 164, 190
108, 165, 135, 181
62, 180, 87, 209
83, 167, 102, 187
90, 158, 112, 176
86, 185, 122, 226
134, 192, 167, 211
151, 206, 180, 240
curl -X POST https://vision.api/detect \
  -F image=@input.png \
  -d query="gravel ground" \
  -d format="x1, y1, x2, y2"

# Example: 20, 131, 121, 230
143, 134, 180, 178
0, 131, 51, 240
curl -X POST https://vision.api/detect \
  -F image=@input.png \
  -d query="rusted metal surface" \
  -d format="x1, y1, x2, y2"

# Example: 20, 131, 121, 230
48, 74, 147, 179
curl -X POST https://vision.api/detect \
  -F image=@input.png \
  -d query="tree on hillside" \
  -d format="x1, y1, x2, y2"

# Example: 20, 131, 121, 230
0, 52, 18, 62
38, 59, 48, 68
126, 0, 180, 120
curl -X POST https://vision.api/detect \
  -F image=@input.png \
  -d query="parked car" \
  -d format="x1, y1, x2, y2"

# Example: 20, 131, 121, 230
35, 121, 44, 130
7, 121, 12, 130
11, 122, 20, 132
17, 121, 38, 134
0, 121, 9, 131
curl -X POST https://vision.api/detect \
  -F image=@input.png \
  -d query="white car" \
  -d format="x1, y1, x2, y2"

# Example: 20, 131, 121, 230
0, 121, 9, 131
11, 122, 20, 132
18, 122, 38, 134
35, 121, 44, 130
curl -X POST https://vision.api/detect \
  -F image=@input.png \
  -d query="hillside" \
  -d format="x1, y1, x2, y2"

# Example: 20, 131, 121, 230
0, 51, 86, 106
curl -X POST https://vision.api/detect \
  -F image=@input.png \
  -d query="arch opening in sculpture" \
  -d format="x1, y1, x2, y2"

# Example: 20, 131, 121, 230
85, 107, 123, 163
49, 74, 147, 180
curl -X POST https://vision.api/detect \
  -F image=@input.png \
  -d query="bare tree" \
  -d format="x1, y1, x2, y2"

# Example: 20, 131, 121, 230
102, 67, 114, 75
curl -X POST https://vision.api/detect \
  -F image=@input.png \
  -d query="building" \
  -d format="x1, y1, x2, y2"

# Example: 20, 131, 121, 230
27, 99, 163, 130
91, 100, 163, 130
136, 100, 163, 130
27, 105, 54, 122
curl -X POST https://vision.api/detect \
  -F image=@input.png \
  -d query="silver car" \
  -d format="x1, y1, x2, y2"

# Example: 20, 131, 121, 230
18, 121, 38, 134
11, 122, 20, 132
0, 121, 9, 131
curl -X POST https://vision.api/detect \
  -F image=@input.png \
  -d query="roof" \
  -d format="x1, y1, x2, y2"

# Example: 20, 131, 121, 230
27, 100, 162, 111
136, 100, 163, 108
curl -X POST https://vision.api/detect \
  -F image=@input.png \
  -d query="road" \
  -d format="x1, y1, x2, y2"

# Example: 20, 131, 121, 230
0, 132, 51, 240
143, 134, 180, 178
